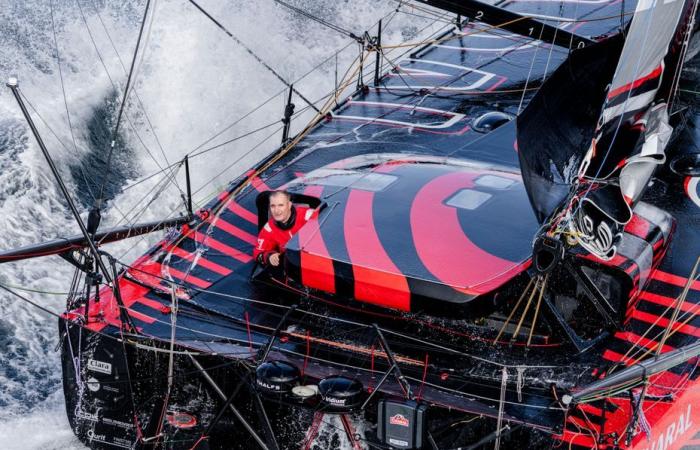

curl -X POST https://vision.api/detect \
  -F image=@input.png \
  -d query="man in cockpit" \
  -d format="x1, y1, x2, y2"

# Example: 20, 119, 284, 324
254, 190, 314, 267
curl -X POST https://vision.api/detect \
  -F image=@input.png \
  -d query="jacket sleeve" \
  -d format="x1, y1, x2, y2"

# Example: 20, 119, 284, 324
253, 224, 278, 265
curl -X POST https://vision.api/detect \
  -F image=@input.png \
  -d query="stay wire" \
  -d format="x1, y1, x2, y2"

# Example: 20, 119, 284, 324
270, 0, 362, 42
76, 0, 186, 224
86, 0, 182, 194
49, 0, 96, 204
187, 0, 321, 114
96, 0, 152, 206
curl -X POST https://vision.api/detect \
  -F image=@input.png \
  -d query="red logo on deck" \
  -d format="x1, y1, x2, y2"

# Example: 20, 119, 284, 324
390, 414, 410, 427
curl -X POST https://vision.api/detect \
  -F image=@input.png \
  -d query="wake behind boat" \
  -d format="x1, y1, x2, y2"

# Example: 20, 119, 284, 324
2, 0, 700, 448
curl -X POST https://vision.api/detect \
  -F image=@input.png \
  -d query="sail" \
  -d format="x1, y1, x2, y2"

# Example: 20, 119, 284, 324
581, 0, 691, 182
516, 35, 623, 223
561, 0, 695, 260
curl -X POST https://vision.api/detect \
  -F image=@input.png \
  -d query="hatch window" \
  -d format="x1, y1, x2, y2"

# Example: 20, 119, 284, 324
445, 189, 492, 210
474, 174, 515, 189
472, 111, 513, 133
304, 170, 397, 192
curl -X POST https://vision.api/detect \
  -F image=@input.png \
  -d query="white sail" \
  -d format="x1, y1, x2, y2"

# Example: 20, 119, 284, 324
573, 0, 696, 260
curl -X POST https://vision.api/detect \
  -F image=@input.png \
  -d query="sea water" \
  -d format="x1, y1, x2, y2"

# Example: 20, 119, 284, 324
0, 1, 440, 448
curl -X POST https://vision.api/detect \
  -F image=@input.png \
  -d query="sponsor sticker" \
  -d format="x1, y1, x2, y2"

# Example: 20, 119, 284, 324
323, 396, 347, 406
86, 377, 100, 392
87, 359, 112, 375
389, 437, 409, 447
390, 413, 410, 427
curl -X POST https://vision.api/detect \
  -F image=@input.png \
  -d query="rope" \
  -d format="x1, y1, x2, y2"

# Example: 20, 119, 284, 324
187, 0, 321, 114
494, 367, 508, 450
50, 0, 96, 204
97, 0, 153, 206
84, 0, 184, 198
270, 0, 362, 42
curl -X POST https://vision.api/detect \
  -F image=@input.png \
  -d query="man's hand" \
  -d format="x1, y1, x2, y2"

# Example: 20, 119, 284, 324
269, 253, 281, 267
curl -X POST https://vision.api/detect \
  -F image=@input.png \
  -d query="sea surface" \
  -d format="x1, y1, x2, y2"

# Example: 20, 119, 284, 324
0, 1, 440, 448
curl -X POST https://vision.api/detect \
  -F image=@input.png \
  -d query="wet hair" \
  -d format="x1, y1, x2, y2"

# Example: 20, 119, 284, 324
269, 190, 291, 202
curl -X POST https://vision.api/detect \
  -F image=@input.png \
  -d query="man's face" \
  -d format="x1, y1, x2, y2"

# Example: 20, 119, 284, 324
270, 193, 292, 222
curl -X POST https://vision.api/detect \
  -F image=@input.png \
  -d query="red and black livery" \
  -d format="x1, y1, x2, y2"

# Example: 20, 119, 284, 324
4, 0, 700, 449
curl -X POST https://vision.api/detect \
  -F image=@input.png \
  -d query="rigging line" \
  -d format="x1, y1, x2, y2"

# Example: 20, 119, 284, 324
119, 260, 568, 370
86, 0, 181, 194
396, 0, 457, 21
187, 0, 321, 115
75, 0, 179, 198
49, 0, 96, 205
81, 0, 182, 198
269, 0, 361, 42
16, 90, 132, 225
517, 20, 546, 114
96, 0, 153, 207
188, 118, 289, 160
572, 1, 672, 221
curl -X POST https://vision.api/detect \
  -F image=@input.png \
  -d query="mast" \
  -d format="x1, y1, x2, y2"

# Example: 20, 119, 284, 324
7, 79, 114, 284
7, 78, 134, 330
413, 0, 593, 50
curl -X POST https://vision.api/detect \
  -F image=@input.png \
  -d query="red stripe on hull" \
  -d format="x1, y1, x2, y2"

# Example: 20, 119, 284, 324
650, 270, 700, 291
192, 232, 253, 263
639, 290, 698, 314
169, 246, 232, 276
344, 189, 410, 311
210, 216, 257, 245
614, 331, 675, 353
298, 186, 336, 294
227, 201, 258, 224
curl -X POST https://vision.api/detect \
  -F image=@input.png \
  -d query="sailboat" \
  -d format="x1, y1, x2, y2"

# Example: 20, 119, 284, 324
2, 0, 700, 448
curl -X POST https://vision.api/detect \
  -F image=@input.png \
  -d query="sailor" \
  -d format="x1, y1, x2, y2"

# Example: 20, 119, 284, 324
254, 190, 315, 267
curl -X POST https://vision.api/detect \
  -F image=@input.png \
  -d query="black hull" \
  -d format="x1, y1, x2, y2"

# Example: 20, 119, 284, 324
60, 318, 562, 450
